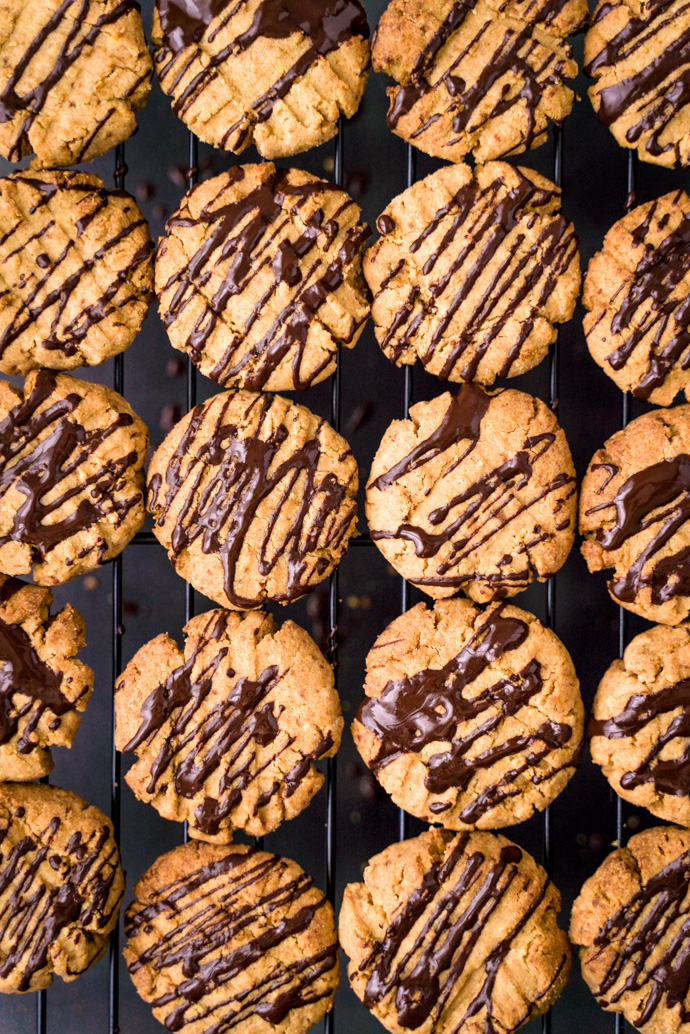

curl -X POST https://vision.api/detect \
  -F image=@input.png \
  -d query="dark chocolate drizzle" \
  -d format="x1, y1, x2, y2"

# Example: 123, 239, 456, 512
125, 846, 337, 1031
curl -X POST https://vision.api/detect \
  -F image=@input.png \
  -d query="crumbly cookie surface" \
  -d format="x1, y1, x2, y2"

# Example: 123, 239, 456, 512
0, 574, 93, 781
372, 0, 587, 164
0, 170, 154, 375
0, 782, 124, 993
340, 828, 571, 1034
124, 841, 339, 1034
147, 388, 358, 609
115, 607, 342, 842
366, 382, 577, 603
571, 825, 690, 1033
353, 599, 583, 829
156, 164, 370, 392
580, 405, 690, 625
585, 0, 690, 168
0, 0, 152, 167
584, 190, 690, 405
151, 0, 370, 158
0, 369, 148, 586
366, 161, 580, 386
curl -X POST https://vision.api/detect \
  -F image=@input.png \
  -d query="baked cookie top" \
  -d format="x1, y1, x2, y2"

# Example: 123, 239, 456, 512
339, 828, 571, 1034
366, 382, 577, 603
571, 825, 690, 1033
115, 607, 342, 842
585, 0, 690, 168
147, 388, 358, 610
353, 598, 583, 829
366, 161, 580, 386
0, 170, 154, 375
580, 405, 690, 625
0, 781, 124, 993
0, 370, 148, 586
584, 189, 690, 406
151, 0, 370, 159
0, 0, 152, 168
0, 574, 93, 782
156, 164, 370, 392
372, 0, 587, 164
124, 841, 339, 1034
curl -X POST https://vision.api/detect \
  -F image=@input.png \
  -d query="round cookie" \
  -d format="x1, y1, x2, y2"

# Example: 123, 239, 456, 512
0, 574, 93, 781
151, 0, 370, 159
0, 0, 152, 168
353, 599, 583, 829
339, 828, 571, 1034
580, 405, 690, 625
0, 170, 154, 375
372, 0, 587, 165
584, 189, 690, 405
147, 388, 358, 610
366, 382, 577, 603
0, 782, 124, 993
571, 825, 690, 1032
124, 841, 339, 1034
156, 164, 371, 392
115, 607, 342, 842
590, 623, 690, 826
366, 162, 580, 386
0, 369, 148, 586
585, 0, 690, 168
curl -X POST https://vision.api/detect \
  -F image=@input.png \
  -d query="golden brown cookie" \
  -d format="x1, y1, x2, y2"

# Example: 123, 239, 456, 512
0, 170, 154, 375
571, 825, 690, 1032
151, 0, 370, 159
0, 574, 93, 781
156, 164, 370, 392
0, 369, 148, 586
366, 161, 580, 386
147, 388, 358, 609
340, 828, 571, 1034
580, 405, 690, 625
115, 607, 342, 842
585, 0, 690, 168
584, 189, 690, 405
0, 781, 124, 993
372, 0, 587, 164
0, 0, 152, 167
353, 599, 583, 829
124, 841, 339, 1034
366, 382, 577, 603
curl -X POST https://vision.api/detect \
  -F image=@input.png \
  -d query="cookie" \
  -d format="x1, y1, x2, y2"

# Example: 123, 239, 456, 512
366, 381, 577, 603
147, 388, 358, 610
372, 0, 587, 165
585, 0, 690, 168
156, 164, 370, 392
0, 170, 154, 375
0, 369, 148, 586
0, 574, 93, 781
353, 598, 583, 829
0, 782, 124, 993
571, 825, 690, 1032
366, 162, 580, 386
0, 0, 152, 168
151, 0, 370, 159
115, 607, 342, 842
580, 405, 690, 625
340, 828, 570, 1034
584, 189, 690, 406
124, 841, 338, 1034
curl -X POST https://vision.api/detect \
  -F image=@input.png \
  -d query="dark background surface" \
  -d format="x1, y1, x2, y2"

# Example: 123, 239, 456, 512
0, 0, 686, 1031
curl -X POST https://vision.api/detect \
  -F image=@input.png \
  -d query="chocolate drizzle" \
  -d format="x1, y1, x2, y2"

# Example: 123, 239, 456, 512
158, 166, 370, 390
125, 846, 337, 1031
